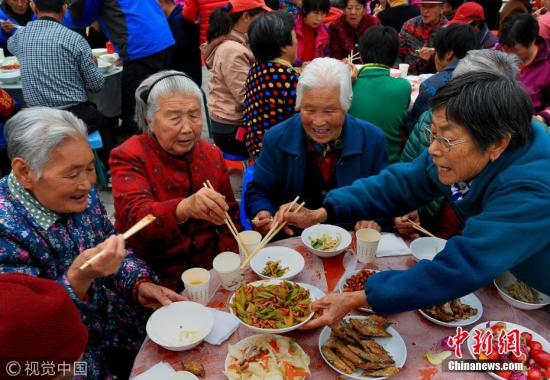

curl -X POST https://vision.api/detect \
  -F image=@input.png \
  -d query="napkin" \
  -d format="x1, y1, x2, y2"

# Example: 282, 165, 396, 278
132, 362, 175, 380
205, 308, 240, 345
376, 233, 411, 257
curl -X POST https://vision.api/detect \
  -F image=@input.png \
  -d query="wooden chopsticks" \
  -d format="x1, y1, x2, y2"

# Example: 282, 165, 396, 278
79, 214, 157, 270
203, 180, 252, 258
347, 49, 360, 63
240, 199, 306, 269
407, 218, 437, 238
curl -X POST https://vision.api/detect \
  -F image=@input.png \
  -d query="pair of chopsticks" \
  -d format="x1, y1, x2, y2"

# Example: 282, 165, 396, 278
347, 49, 360, 63
240, 196, 305, 269
79, 214, 157, 270
407, 218, 436, 238
202, 180, 252, 258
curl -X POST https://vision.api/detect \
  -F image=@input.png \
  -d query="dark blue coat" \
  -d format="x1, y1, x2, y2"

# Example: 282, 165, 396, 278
245, 113, 389, 220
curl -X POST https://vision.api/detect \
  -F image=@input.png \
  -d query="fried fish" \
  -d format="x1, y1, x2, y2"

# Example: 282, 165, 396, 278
322, 346, 355, 374
351, 317, 391, 337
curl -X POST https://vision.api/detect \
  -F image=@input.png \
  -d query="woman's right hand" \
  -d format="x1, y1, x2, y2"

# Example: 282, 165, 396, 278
251, 210, 273, 236
0, 20, 16, 34
175, 187, 228, 225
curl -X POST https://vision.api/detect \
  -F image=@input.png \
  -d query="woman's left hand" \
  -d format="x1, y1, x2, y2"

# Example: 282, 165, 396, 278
136, 282, 187, 310
354, 220, 381, 232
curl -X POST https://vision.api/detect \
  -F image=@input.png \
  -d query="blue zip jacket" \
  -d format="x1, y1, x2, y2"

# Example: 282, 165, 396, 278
245, 113, 389, 220
323, 123, 550, 313
63, 0, 175, 61
0, 6, 35, 52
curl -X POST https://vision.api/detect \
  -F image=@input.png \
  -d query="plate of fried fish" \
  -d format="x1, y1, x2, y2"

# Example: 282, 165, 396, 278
318, 315, 406, 379
418, 294, 483, 327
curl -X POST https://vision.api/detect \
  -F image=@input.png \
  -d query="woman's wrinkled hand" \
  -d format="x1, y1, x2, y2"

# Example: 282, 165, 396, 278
394, 210, 420, 240
176, 187, 228, 225
136, 282, 187, 310
271, 203, 323, 236
1, 20, 16, 34
301, 291, 368, 329
251, 210, 273, 236
354, 220, 381, 232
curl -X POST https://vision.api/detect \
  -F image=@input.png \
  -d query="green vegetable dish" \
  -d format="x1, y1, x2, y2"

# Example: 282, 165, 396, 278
261, 260, 289, 278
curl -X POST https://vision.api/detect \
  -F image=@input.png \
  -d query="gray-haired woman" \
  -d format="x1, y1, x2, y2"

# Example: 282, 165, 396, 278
0, 107, 185, 379
110, 70, 241, 291
245, 57, 387, 235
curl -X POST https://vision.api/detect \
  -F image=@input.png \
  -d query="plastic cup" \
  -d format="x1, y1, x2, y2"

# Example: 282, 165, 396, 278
213, 251, 242, 290
237, 230, 261, 264
399, 63, 409, 78
181, 268, 210, 305
356, 228, 381, 264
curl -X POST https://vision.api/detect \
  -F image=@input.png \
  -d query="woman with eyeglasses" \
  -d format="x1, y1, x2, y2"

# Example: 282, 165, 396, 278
274, 71, 550, 327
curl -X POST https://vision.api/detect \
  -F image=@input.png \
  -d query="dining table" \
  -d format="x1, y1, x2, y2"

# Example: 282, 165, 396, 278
130, 235, 550, 380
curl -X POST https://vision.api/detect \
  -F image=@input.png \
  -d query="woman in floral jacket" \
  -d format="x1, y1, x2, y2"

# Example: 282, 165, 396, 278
0, 107, 184, 379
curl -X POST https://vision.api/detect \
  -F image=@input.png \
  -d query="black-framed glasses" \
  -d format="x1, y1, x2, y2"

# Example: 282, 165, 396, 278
422, 125, 470, 152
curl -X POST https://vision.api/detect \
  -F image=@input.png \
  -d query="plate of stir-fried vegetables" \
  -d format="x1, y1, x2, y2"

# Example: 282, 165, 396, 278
228, 280, 315, 333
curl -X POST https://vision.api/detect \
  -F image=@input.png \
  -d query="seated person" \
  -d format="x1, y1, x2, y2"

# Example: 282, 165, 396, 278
349, 26, 411, 163
0, 0, 33, 53
406, 24, 479, 130
0, 273, 88, 380
329, 0, 380, 60
245, 57, 389, 235
295, 0, 331, 66
500, 14, 550, 125
110, 71, 241, 291
244, 11, 300, 158
377, 0, 420, 33
442, 0, 462, 20
7, 0, 114, 169
281, 72, 550, 324
447, 2, 499, 49
0, 108, 183, 379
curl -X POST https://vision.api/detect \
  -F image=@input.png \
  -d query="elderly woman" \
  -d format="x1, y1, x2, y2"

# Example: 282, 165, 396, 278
243, 11, 299, 158
0, 0, 33, 52
110, 71, 241, 291
0, 107, 184, 379
329, 0, 380, 61
278, 71, 550, 327
245, 57, 388, 235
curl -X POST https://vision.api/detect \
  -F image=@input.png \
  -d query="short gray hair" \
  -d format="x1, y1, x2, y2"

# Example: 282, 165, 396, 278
296, 57, 353, 112
453, 49, 520, 80
5, 107, 88, 177
135, 70, 207, 133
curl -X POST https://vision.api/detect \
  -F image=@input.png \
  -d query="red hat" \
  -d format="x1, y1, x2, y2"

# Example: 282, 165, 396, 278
448, 2, 485, 25
226, 0, 272, 14
0, 273, 88, 380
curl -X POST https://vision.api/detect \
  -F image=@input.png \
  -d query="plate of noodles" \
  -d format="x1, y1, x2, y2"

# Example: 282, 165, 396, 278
301, 224, 352, 258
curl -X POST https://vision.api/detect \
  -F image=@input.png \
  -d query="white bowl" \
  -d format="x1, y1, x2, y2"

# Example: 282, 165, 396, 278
301, 224, 352, 258
92, 48, 108, 57
97, 59, 113, 73
228, 279, 315, 334
494, 271, 550, 310
410, 237, 446, 261
250, 246, 305, 280
146, 301, 214, 351
0, 70, 20, 84
168, 372, 199, 380
99, 53, 118, 64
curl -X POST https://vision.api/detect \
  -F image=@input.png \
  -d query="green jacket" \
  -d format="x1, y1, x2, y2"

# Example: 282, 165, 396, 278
349, 64, 411, 163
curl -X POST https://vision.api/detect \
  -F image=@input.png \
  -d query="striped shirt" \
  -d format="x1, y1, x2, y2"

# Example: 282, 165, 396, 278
7, 18, 104, 107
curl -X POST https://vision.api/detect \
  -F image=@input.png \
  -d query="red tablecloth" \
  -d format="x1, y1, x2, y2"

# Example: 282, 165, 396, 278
130, 237, 550, 380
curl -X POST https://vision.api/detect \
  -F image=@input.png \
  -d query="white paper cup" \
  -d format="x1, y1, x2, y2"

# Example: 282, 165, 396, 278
399, 63, 409, 78
356, 228, 381, 264
181, 268, 210, 305
213, 251, 242, 290
237, 230, 262, 264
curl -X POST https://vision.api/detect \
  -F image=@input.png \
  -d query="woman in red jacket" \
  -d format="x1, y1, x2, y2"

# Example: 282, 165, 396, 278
109, 70, 242, 291
295, 0, 331, 66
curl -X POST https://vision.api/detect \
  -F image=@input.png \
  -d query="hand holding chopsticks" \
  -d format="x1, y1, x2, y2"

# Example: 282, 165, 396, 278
79, 214, 156, 270
346, 49, 360, 64
406, 218, 436, 238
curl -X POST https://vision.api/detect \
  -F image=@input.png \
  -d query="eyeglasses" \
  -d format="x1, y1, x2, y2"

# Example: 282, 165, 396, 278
422, 125, 470, 152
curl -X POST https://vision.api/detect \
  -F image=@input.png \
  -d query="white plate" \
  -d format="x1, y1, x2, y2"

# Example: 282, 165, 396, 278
298, 282, 326, 300
418, 293, 483, 327
319, 316, 407, 380
228, 279, 315, 334
250, 246, 305, 280
301, 224, 352, 258
0, 70, 20, 84
169, 372, 199, 380
467, 321, 550, 380
410, 237, 446, 261
224, 334, 310, 379
92, 48, 108, 57
336, 269, 380, 313
146, 301, 214, 351
494, 271, 550, 310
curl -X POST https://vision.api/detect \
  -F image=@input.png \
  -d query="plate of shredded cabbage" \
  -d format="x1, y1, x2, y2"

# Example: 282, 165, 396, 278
225, 334, 310, 380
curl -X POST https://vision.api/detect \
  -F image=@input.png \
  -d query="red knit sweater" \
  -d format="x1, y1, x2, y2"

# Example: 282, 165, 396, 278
110, 134, 240, 290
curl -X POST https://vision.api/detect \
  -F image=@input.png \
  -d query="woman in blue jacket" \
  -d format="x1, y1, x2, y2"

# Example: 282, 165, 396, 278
245, 57, 389, 235
279, 71, 550, 325
0, 0, 33, 52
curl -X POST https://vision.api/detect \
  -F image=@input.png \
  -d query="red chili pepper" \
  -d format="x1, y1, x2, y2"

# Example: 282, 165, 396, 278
531, 349, 550, 368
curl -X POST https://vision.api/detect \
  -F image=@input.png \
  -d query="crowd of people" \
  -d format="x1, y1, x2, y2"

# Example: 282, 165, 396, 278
0, 0, 549, 378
